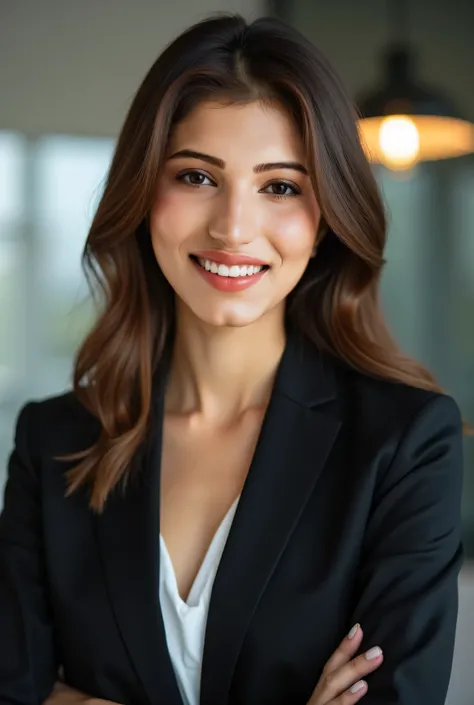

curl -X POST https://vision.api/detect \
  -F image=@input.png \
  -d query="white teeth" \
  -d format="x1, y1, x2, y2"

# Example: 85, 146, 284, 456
197, 258, 264, 278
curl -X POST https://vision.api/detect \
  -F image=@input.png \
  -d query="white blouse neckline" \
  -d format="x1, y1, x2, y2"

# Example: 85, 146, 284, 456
159, 495, 241, 608
158, 495, 241, 705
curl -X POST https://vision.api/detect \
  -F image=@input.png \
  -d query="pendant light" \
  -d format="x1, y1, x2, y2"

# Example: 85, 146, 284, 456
357, 0, 474, 170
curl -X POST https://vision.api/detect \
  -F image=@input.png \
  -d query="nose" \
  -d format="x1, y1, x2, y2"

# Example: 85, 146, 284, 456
207, 186, 258, 247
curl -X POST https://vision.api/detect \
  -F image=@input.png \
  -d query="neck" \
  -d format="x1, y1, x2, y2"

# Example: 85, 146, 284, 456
165, 303, 286, 423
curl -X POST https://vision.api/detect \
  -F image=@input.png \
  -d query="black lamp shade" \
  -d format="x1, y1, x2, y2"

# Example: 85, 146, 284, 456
357, 46, 474, 167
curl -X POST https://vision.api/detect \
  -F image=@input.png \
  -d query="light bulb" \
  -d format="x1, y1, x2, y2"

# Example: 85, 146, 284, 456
378, 115, 420, 170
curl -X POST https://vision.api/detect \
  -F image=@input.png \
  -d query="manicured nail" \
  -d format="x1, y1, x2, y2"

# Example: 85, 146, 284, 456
350, 680, 366, 694
365, 646, 382, 660
348, 623, 359, 639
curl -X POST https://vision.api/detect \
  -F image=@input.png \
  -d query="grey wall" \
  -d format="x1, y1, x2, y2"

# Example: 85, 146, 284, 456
290, 0, 474, 123
0, 0, 263, 137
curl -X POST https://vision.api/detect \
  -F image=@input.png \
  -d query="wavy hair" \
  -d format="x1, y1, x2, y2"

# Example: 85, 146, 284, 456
57, 14, 467, 512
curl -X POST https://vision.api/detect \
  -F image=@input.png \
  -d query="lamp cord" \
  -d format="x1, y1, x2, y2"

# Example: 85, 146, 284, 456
388, 0, 409, 45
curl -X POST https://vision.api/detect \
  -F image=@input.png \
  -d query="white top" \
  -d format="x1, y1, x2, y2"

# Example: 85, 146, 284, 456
159, 496, 241, 705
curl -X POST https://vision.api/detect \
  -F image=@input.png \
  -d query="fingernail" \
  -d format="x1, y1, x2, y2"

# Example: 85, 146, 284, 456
350, 680, 366, 694
347, 623, 359, 639
365, 646, 382, 660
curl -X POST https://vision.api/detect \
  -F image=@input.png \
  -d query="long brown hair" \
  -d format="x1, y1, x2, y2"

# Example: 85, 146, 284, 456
58, 13, 466, 512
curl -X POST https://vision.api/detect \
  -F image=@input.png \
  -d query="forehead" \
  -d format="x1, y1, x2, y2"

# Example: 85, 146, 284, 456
167, 99, 306, 165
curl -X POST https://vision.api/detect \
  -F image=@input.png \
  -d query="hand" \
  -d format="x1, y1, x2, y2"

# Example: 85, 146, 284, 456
307, 624, 383, 704
43, 682, 121, 705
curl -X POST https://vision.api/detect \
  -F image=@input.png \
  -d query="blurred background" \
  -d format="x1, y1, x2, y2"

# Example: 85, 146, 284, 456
0, 0, 473, 702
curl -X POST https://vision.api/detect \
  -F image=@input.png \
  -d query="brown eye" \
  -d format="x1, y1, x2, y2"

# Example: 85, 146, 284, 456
177, 170, 215, 187
261, 181, 301, 197
187, 172, 206, 185
272, 183, 289, 196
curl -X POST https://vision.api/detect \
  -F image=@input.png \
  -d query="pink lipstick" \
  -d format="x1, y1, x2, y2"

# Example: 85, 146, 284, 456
190, 250, 270, 293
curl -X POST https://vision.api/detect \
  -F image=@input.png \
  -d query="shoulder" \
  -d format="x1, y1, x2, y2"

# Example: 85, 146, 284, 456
322, 354, 464, 494
19, 388, 94, 427
318, 357, 464, 542
286, 329, 462, 437
327, 353, 462, 434
14, 388, 100, 460
325, 354, 463, 491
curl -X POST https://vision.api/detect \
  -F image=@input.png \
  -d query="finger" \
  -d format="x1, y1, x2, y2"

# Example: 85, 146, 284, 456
321, 647, 384, 703
323, 624, 364, 675
44, 684, 82, 705
49, 683, 79, 697
330, 678, 368, 705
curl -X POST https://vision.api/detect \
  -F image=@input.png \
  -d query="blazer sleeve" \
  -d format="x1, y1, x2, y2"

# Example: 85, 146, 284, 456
0, 402, 58, 705
350, 393, 464, 705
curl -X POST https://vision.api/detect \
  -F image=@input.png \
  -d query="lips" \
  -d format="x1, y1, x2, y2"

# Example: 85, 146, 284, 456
190, 249, 270, 268
189, 248, 271, 293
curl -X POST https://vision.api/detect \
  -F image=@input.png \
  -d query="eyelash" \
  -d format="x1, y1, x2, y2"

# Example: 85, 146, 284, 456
175, 170, 302, 199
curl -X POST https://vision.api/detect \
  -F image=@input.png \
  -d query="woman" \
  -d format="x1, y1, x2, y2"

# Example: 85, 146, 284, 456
0, 13, 464, 705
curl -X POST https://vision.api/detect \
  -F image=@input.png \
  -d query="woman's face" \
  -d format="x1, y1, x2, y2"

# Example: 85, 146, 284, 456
149, 99, 321, 328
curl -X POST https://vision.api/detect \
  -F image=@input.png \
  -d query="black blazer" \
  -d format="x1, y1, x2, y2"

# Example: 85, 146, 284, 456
0, 330, 464, 705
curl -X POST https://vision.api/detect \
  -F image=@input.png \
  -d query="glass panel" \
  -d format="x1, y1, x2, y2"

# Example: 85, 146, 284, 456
0, 132, 25, 492
0, 239, 23, 402
0, 132, 25, 405
34, 135, 115, 391
379, 156, 474, 555
0, 132, 25, 222
452, 159, 474, 553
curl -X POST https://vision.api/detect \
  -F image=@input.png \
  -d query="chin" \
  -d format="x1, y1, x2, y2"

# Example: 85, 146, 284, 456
188, 300, 267, 329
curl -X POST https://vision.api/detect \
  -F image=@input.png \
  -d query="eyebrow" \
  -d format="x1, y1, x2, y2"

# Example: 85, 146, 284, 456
167, 149, 308, 175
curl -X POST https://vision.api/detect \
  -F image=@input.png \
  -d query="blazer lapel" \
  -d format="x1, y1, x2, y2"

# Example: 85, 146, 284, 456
95, 364, 183, 705
199, 329, 341, 705
95, 329, 340, 705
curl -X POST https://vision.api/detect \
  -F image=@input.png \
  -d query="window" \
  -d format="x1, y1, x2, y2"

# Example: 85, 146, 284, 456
0, 133, 114, 488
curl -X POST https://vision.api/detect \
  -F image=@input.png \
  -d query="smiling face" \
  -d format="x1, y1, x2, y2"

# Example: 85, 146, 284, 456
149, 99, 321, 328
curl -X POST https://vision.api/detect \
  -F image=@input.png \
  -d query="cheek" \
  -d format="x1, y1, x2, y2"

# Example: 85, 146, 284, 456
270, 207, 319, 261
149, 190, 193, 250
